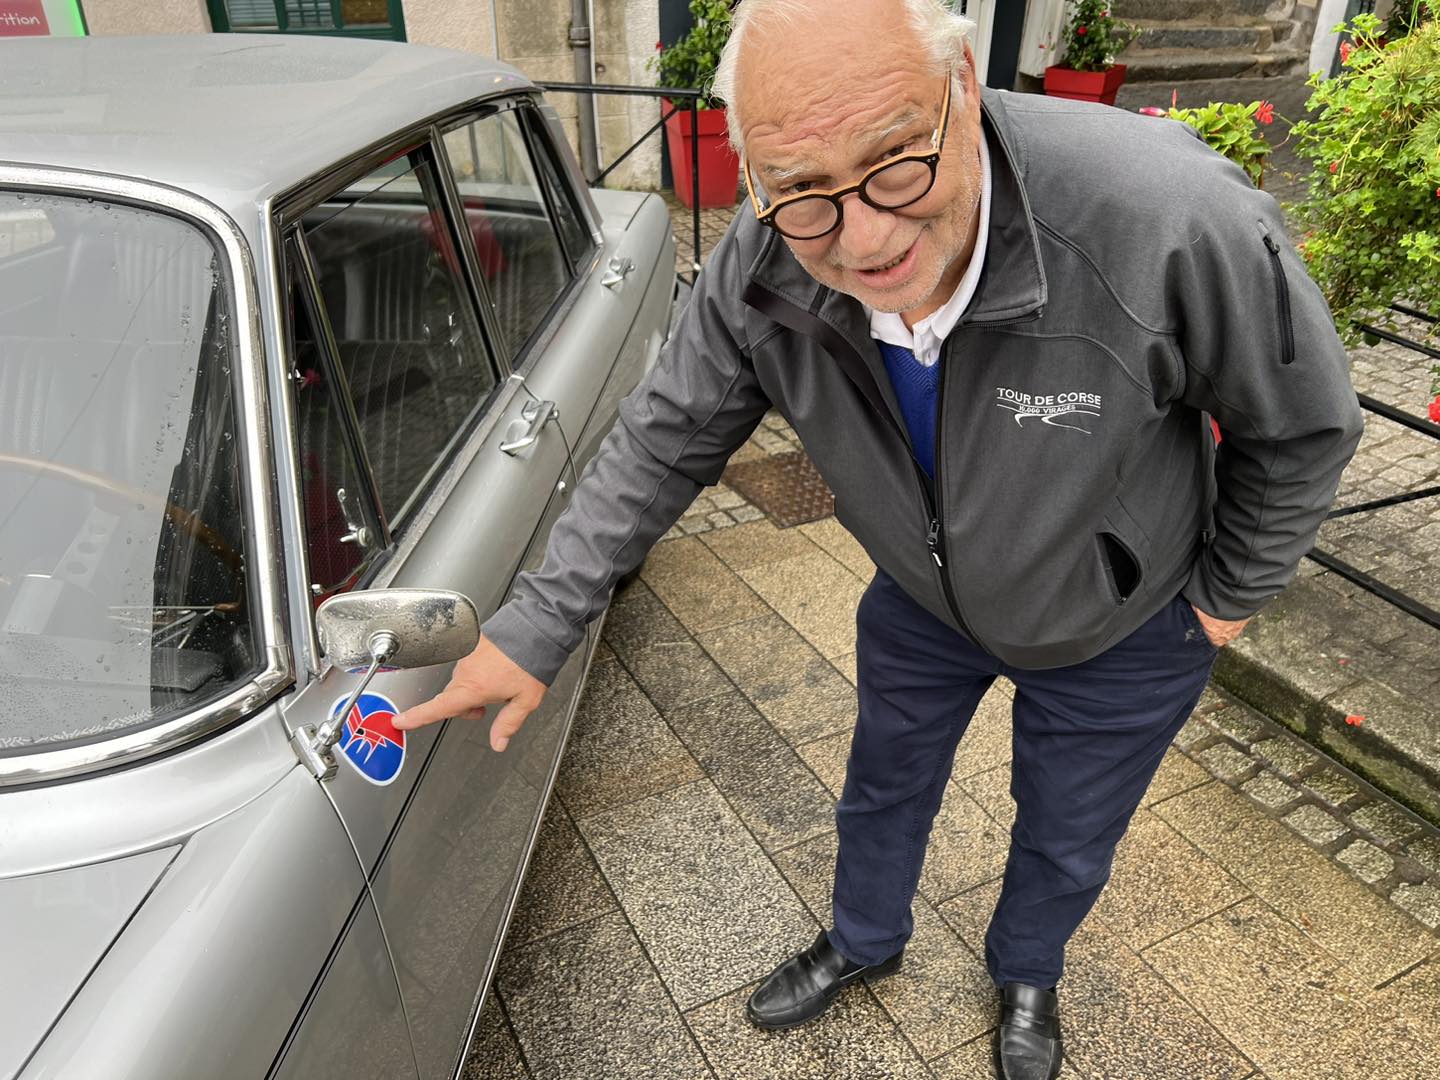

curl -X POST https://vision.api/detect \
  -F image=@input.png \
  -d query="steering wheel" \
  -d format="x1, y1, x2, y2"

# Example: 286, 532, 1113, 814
0, 453, 244, 574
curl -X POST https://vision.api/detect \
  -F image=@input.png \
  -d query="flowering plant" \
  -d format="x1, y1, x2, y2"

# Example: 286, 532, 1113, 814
1053, 0, 1136, 72
1156, 97, 1276, 188
649, 0, 733, 110
1288, 10, 1440, 409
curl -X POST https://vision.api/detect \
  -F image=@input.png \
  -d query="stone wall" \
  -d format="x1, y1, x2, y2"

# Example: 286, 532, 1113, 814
406, 0, 496, 57
83, 0, 209, 35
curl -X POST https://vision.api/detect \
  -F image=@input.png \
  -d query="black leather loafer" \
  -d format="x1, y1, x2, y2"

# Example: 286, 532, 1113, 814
995, 982, 1063, 1080
745, 929, 903, 1030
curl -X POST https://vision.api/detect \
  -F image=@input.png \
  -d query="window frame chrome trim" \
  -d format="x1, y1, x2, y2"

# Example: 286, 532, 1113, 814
434, 96, 599, 375
0, 165, 294, 787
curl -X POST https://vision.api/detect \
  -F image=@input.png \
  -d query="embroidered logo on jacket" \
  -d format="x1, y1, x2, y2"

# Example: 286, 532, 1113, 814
995, 386, 1102, 435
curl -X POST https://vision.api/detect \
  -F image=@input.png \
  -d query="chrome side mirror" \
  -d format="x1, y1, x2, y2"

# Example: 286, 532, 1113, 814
292, 588, 479, 779
315, 587, 479, 671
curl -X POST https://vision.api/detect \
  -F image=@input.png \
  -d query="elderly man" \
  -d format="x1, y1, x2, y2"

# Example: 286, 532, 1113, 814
397, 1, 1362, 1076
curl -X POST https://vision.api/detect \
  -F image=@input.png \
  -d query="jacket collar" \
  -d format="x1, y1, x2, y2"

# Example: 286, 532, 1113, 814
745, 87, 1047, 342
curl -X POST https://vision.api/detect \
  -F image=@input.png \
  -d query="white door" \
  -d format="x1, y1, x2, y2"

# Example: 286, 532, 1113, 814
963, 0, 999, 85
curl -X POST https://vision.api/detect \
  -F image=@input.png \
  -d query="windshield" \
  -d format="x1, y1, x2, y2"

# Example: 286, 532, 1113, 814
0, 190, 259, 759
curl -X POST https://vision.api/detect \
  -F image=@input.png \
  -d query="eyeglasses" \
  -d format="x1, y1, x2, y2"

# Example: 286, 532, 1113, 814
744, 71, 953, 241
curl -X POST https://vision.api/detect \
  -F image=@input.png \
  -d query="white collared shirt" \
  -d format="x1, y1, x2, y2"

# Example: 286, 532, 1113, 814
865, 137, 992, 367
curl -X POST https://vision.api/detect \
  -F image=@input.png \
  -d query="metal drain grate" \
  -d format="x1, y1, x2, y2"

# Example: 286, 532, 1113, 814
722, 451, 835, 528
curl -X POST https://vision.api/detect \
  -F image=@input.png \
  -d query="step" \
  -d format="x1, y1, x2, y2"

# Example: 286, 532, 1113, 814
1113, 0, 1272, 24
1213, 571, 1440, 828
1132, 19, 1273, 52
1121, 46, 1309, 83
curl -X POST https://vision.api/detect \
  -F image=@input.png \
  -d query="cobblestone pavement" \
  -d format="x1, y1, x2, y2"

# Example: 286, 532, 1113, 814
469, 516, 1440, 1079
468, 89, 1440, 1077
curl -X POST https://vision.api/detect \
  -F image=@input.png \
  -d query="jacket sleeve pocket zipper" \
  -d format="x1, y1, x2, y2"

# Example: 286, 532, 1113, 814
1262, 234, 1296, 366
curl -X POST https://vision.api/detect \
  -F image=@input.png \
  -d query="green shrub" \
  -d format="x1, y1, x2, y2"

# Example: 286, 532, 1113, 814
1056, 0, 1136, 72
649, 0, 733, 110
1289, 9, 1440, 412
1164, 99, 1275, 188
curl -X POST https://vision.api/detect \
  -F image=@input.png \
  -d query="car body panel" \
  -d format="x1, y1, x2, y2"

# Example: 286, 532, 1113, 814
270, 894, 417, 1080
18, 766, 361, 1080
368, 478, 587, 1080
0, 703, 296, 881
0, 846, 178, 1080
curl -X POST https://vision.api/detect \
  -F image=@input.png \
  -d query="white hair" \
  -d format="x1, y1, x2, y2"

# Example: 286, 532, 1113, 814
711, 0, 976, 153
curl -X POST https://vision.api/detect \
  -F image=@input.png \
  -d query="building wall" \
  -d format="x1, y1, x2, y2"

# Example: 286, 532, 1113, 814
405, 0, 496, 56
490, 0, 663, 191
83, 0, 209, 35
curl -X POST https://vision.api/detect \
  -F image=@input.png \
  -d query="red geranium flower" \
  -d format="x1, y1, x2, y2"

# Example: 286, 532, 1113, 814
1256, 101, 1275, 125
1429, 394, 1440, 424
1340, 40, 1352, 64
1077, 25, 1088, 35
1329, 161, 1339, 173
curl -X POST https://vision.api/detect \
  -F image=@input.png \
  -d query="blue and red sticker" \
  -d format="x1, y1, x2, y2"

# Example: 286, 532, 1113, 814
331, 691, 406, 785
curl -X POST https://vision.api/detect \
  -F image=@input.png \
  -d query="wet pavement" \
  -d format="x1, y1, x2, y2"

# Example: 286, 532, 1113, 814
468, 505, 1440, 1079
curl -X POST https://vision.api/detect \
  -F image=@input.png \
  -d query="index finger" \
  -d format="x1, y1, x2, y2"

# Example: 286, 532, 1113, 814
394, 685, 480, 731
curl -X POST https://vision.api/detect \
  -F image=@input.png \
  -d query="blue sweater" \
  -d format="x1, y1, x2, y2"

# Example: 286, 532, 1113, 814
878, 340, 941, 478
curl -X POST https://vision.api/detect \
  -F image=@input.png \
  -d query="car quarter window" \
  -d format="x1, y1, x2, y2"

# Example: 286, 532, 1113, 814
523, 109, 597, 270
283, 243, 385, 601
441, 107, 573, 360
299, 147, 500, 527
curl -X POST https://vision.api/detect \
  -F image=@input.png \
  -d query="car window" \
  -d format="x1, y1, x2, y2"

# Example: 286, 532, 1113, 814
284, 245, 385, 601
442, 109, 572, 357
524, 111, 596, 269
0, 190, 260, 757
0, 198, 57, 263
302, 149, 499, 526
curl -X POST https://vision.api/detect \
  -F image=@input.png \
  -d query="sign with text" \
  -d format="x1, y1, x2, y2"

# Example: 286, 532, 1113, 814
0, 1, 48, 36
0, 1, 85, 37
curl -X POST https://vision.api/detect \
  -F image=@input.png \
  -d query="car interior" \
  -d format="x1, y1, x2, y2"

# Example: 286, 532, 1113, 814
0, 193, 257, 753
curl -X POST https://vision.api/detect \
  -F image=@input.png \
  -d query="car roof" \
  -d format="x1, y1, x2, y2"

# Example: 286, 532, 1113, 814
0, 35, 536, 224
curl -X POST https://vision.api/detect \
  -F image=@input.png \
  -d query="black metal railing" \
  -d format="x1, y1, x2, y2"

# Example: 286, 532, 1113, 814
1308, 306, 1440, 630
539, 81, 706, 280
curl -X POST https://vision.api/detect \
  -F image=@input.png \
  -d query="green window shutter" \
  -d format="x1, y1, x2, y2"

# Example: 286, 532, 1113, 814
207, 0, 404, 40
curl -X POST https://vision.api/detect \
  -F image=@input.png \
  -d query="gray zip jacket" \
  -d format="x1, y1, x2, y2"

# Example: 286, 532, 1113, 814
484, 88, 1364, 684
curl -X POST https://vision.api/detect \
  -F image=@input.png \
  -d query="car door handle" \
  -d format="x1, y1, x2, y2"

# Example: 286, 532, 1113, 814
499, 398, 558, 456
601, 256, 635, 290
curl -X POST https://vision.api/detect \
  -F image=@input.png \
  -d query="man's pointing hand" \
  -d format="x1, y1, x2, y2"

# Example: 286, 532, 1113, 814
393, 634, 546, 753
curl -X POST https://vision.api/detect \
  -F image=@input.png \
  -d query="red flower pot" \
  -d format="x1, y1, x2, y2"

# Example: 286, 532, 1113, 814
664, 106, 741, 210
1043, 63, 1128, 106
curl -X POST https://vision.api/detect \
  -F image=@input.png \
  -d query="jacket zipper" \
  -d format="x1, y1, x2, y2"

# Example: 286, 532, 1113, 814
1262, 234, 1296, 366
922, 337, 984, 650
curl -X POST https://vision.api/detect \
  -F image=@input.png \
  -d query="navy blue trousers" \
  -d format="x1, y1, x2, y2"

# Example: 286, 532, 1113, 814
830, 570, 1217, 989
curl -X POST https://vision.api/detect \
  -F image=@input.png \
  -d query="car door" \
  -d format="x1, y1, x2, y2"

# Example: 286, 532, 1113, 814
272, 117, 593, 1080
440, 100, 655, 473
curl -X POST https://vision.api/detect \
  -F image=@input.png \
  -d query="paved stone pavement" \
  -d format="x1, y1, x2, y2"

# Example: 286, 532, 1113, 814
468, 511, 1440, 1079
465, 82, 1440, 1077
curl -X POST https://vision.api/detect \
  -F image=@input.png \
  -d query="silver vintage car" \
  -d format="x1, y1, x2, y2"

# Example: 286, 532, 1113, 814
0, 34, 681, 1079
